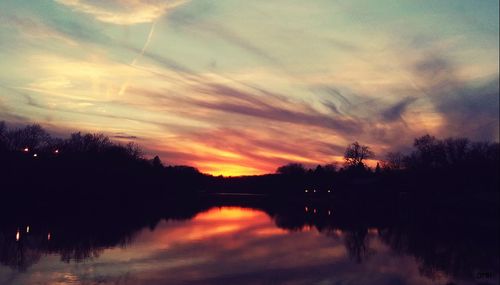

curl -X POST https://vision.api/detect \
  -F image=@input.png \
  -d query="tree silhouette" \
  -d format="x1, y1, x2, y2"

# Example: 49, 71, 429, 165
343, 141, 374, 168
65, 132, 112, 153
383, 152, 405, 170
3, 124, 51, 151
276, 163, 307, 176
0, 121, 6, 152
152, 155, 163, 168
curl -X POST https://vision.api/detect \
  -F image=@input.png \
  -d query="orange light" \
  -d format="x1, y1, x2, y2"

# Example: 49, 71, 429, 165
196, 207, 259, 220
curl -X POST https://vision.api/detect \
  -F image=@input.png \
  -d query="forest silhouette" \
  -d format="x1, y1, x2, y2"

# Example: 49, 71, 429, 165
1, 121, 498, 204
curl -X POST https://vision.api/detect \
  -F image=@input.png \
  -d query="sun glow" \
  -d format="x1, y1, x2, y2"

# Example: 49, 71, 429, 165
197, 163, 266, 177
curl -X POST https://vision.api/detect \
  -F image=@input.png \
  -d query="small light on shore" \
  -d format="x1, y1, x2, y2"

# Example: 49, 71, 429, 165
23, 148, 29, 152
16, 230, 20, 241
26, 226, 30, 233
47, 233, 51, 241
304, 189, 308, 193
304, 206, 308, 212
33, 153, 38, 157
54, 149, 59, 154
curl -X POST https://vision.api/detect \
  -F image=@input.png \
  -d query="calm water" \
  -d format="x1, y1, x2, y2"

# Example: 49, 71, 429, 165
1, 205, 498, 285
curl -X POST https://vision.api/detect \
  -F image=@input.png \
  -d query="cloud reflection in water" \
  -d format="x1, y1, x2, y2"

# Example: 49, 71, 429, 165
0, 207, 479, 285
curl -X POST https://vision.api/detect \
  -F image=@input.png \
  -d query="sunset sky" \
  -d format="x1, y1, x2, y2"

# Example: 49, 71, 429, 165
0, 0, 498, 175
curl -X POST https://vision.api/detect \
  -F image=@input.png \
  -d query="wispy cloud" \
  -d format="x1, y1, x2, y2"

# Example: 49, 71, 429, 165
411, 52, 499, 141
55, 0, 189, 25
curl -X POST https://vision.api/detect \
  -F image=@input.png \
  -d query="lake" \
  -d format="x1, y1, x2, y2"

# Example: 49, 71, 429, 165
0, 200, 498, 285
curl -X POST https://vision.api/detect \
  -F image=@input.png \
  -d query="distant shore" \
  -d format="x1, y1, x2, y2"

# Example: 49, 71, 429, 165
1, 123, 498, 207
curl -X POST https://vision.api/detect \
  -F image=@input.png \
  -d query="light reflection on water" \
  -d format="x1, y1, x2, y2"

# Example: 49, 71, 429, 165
0, 206, 496, 285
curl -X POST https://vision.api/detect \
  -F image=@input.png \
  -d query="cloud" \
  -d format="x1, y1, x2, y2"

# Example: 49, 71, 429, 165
13, 206, 444, 285
169, 14, 281, 65
0, 14, 77, 46
0, 101, 30, 125
190, 84, 364, 135
55, 0, 188, 25
381, 97, 417, 123
412, 53, 499, 141
111, 133, 139, 140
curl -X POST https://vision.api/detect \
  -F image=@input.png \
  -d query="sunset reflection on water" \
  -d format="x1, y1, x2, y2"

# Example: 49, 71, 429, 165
0, 207, 478, 285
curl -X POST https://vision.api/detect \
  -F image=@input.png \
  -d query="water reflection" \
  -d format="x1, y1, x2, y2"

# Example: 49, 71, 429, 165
0, 199, 498, 285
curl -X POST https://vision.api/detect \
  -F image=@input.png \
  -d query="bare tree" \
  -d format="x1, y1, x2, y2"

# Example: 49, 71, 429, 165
66, 132, 111, 153
5, 124, 51, 151
383, 152, 405, 170
125, 142, 143, 159
344, 142, 374, 167
444, 137, 469, 165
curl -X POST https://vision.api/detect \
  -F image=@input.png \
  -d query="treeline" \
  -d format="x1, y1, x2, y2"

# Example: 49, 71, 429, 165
275, 136, 499, 174
383, 135, 499, 172
1, 122, 498, 203
0, 122, 143, 160
381, 135, 499, 192
0, 122, 206, 204
181, 136, 499, 199
267, 135, 499, 197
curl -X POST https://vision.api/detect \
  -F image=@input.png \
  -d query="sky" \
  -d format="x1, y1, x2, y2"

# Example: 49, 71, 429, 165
0, 0, 498, 176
